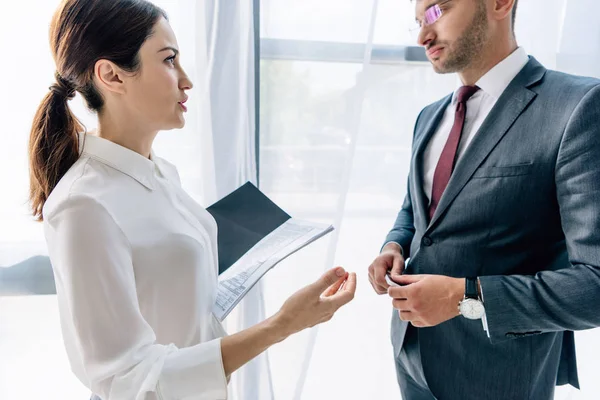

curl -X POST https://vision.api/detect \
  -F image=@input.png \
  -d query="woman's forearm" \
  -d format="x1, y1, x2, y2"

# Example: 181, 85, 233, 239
220, 268, 356, 378
220, 313, 289, 377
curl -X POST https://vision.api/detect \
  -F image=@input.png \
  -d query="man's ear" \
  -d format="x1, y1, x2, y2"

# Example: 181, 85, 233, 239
491, 0, 516, 23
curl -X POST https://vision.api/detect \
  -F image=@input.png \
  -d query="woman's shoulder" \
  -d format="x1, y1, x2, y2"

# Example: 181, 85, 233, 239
42, 155, 118, 222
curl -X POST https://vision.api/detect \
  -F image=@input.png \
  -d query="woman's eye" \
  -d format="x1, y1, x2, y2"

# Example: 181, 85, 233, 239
166, 55, 176, 65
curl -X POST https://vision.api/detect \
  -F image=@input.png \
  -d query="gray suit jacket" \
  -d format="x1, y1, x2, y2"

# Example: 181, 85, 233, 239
385, 57, 600, 400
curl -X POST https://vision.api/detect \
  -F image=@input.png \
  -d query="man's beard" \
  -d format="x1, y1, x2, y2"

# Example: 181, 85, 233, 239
431, 2, 488, 74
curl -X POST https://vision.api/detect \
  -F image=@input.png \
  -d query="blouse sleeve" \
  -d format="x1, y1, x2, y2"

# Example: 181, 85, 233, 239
45, 194, 228, 400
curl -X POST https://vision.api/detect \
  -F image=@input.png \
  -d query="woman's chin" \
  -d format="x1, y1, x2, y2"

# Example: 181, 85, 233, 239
169, 116, 186, 130
157, 114, 187, 131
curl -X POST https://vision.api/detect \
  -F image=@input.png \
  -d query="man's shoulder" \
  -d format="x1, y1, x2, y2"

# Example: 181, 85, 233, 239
544, 67, 600, 84
539, 68, 600, 100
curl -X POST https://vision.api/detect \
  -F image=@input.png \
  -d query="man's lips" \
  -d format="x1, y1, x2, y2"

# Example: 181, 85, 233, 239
427, 46, 444, 58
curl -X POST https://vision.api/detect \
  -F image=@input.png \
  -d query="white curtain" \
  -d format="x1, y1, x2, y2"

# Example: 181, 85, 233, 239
557, 0, 600, 78
203, 1, 274, 399
258, 0, 600, 399
0, 0, 267, 398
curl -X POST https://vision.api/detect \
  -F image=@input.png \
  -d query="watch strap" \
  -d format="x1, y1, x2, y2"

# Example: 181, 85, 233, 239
465, 277, 479, 299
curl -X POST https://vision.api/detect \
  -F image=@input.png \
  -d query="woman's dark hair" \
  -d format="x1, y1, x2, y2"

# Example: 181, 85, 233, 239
29, 0, 167, 220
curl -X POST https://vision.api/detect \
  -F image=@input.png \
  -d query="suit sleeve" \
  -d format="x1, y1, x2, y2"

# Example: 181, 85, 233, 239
479, 84, 600, 343
383, 176, 416, 258
381, 109, 426, 258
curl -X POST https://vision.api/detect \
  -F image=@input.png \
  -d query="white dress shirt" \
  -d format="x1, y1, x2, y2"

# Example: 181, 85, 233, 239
43, 133, 228, 400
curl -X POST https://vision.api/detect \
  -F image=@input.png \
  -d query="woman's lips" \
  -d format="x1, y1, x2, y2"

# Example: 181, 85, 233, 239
178, 98, 188, 112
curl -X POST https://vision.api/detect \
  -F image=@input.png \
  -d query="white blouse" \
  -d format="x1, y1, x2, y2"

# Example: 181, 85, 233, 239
43, 133, 228, 400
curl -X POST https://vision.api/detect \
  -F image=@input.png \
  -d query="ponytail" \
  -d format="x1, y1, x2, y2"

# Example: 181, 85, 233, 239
29, 73, 83, 221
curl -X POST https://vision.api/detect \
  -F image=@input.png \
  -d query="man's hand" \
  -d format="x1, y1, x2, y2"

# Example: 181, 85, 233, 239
388, 275, 465, 327
368, 243, 405, 294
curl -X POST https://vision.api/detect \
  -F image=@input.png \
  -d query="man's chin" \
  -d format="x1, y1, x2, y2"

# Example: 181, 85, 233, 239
430, 60, 449, 74
430, 57, 457, 74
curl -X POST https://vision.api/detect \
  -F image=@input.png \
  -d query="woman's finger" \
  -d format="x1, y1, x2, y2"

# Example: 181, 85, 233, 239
339, 272, 350, 291
322, 274, 347, 297
327, 272, 357, 308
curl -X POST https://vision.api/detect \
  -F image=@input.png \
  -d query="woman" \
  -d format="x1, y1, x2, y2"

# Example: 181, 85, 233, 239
29, 1, 356, 399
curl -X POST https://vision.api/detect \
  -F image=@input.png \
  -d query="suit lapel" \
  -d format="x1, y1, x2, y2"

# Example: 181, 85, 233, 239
412, 95, 451, 231
427, 57, 547, 230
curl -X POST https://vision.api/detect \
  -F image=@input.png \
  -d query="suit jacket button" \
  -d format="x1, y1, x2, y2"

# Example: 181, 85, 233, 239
422, 237, 433, 246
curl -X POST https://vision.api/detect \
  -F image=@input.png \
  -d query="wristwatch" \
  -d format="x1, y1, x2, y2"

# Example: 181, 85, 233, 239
458, 277, 485, 320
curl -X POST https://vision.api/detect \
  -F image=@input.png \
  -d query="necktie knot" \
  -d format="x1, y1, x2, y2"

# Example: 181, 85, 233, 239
456, 85, 480, 104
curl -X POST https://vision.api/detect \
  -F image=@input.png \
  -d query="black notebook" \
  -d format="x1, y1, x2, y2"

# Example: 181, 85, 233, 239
206, 182, 292, 275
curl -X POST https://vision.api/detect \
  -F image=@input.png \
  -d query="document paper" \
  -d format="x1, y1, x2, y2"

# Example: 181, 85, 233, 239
213, 218, 332, 321
206, 182, 333, 321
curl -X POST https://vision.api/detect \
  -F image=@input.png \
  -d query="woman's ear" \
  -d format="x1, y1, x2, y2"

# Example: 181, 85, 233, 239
93, 59, 127, 95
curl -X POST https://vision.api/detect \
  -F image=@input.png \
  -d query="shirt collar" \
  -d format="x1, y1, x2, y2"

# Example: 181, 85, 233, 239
79, 133, 158, 190
452, 47, 530, 104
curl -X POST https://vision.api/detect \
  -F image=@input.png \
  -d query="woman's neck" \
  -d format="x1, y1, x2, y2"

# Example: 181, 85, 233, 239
96, 113, 158, 159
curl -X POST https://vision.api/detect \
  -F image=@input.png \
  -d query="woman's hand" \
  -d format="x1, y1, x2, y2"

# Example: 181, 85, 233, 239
274, 267, 357, 337
220, 267, 356, 377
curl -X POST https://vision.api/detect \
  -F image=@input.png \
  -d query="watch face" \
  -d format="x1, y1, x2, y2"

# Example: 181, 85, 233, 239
459, 298, 485, 320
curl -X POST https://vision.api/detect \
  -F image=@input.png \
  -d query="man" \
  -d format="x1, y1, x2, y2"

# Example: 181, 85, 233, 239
367, 0, 600, 399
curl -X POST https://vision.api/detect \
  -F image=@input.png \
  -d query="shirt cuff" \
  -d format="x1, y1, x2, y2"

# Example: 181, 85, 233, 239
382, 241, 403, 256
479, 278, 490, 338
159, 338, 228, 400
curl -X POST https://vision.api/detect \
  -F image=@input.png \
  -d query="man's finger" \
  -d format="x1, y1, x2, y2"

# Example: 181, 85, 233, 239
373, 261, 390, 290
394, 274, 425, 286
388, 286, 409, 299
392, 298, 410, 310
368, 263, 389, 294
368, 268, 376, 287
390, 255, 404, 280
373, 283, 388, 294
398, 310, 412, 321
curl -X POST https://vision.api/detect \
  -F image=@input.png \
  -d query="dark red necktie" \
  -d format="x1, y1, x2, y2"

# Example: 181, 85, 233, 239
429, 85, 480, 221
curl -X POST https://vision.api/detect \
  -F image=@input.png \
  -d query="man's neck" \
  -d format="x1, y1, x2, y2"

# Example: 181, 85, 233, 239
458, 38, 519, 86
